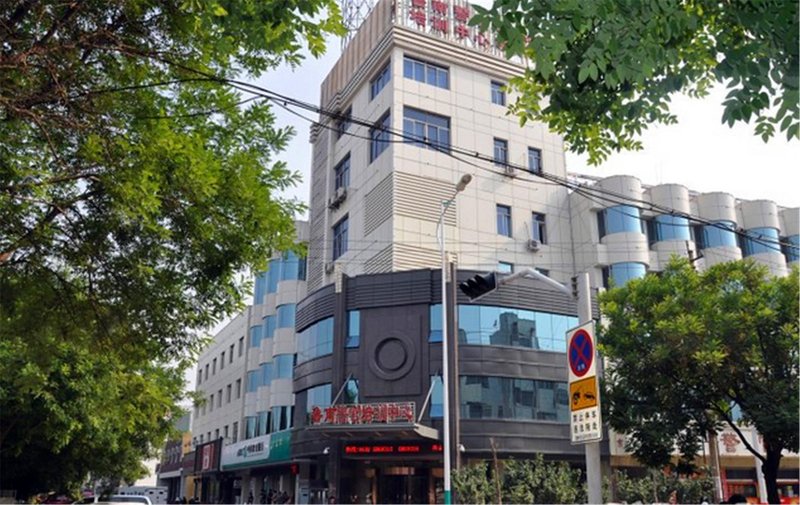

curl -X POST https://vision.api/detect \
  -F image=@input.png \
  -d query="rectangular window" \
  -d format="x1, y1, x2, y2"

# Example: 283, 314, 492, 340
209, 394, 214, 412
238, 337, 244, 357
532, 212, 547, 244
336, 106, 352, 139
229, 344, 234, 363
332, 215, 349, 260
370, 61, 391, 99
224, 425, 229, 439
217, 389, 222, 407
369, 111, 391, 162
496, 204, 512, 237
430, 375, 443, 418
235, 378, 242, 399
535, 267, 550, 277
493, 138, 508, 166
246, 371, 259, 393
204, 364, 209, 381
226, 384, 231, 403
347, 311, 360, 348
403, 107, 451, 153
232, 421, 238, 443
197, 370, 202, 386
498, 261, 513, 273
334, 154, 350, 190
403, 56, 449, 89
491, 81, 506, 105
212, 358, 216, 375
528, 147, 542, 174
220, 352, 225, 370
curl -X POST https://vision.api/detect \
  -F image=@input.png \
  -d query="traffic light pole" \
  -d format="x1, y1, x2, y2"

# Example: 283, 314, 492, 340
577, 272, 603, 505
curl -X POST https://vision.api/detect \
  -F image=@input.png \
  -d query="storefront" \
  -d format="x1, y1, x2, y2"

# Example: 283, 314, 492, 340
193, 439, 223, 503
221, 430, 295, 504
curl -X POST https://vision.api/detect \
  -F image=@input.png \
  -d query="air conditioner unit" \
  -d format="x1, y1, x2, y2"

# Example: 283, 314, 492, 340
328, 187, 347, 209
503, 165, 516, 177
324, 262, 336, 274
526, 239, 540, 252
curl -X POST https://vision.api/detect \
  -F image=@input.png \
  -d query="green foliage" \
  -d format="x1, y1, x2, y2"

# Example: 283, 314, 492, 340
0, 0, 343, 497
609, 469, 715, 504
599, 258, 799, 504
452, 455, 586, 504
471, 0, 799, 164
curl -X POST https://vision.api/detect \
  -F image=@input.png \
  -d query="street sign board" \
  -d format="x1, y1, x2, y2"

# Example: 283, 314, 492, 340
566, 321, 602, 444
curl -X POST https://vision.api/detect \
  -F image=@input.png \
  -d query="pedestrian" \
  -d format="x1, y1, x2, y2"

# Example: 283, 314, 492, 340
247, 492, 254, 504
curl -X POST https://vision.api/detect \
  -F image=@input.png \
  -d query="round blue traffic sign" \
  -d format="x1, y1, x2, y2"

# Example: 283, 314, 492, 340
569, 329, 593, 377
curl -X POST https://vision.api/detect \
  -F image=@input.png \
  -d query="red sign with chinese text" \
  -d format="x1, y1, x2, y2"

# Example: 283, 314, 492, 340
310, 402, 416, 426
343, 442, 443, 456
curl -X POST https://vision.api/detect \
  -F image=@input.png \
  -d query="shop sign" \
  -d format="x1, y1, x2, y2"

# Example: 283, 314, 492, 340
393, 0, 524, 64
344, 442, 443, 456
309, 402, 415, 426
193, 439, 221, 473
221, 430, 291, 470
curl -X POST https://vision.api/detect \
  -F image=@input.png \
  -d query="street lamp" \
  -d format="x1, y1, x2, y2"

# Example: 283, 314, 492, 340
436, 173, 472, 505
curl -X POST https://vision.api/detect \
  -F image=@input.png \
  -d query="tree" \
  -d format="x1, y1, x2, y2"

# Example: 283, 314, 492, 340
599, 258, 799, 504
0, 0, 343, 496
470, 0, 799, 164
608, 469, 715, 504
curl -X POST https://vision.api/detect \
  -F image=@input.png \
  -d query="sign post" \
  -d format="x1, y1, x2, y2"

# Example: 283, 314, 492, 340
568, 272, 603, 504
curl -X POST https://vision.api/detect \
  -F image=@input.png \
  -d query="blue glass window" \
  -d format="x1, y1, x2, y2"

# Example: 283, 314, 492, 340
369, 111, 391, 162
346, 310, 360, 348
344, 378, 359, 404
528, 147, 542, 174
305, 383, 332, 417
257, 411, 270, 436
249, 325, 263, 348
271, 405, 293, 432
334, 154, 350, 190
254, 272, 268, 303
297, 317, 334, 364
783, 235, 799, 263
403, 56, 449, 89
260, 362, 273, 387
457, 305, 578, 352
493, 138, 508, 166
276, 304, 296, 329
403, 107, 450, 153
370, 61, 391, 99
698, 220, 737, 249
532, 212, 546, 243
459, 376, 568, 423
430, 375, 443, 418
246, 370, 260, 393
336, 106, 352, 140
263, 315, 276, 339
333, 215, 349, 260
598, 205, 644, 238
496, 204, 512, 237
267, 259, 280, 293
742, 227, 781, 256
245, 416, 257, 439
491, 81, 505, 105
603, 262, 647, 288
651, 214, 691, 242
280, 251, 306, 281
498, 262, 513, 273
272, 354, 294, 380
429, 304, 442, 342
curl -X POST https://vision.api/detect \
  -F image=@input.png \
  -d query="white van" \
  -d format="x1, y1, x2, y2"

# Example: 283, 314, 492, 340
116, 487, 167, 505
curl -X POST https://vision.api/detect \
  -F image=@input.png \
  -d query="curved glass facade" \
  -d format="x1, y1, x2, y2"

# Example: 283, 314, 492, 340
297, 317, 334, 364
458, 305, 578, 352
742, 227, 781, 256
650, 214, 690, 242
273, 354, 294, 379
699, 220, 737, 249
784, 235, 800, 263
257, 410, 270, 436
460, 376, 569, 423
267, 260, 280, 293
271, 405, 293, 432
263, 315, 276, 339
604, 262, 647, 288
246, 370, 259, 393
276, 304, 296, 329
261, 252, 308, 295
305, 383, 332, 416
598, 205, 644, 238
280, 251, 307, 282
249, 325, 263, 348
254, 272, 268, 303
260, 362, 273, 387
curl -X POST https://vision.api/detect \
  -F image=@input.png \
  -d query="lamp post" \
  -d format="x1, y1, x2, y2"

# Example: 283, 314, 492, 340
437, 173, 472, 505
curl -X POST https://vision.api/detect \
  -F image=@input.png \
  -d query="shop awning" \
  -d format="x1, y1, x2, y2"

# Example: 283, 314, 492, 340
306, 422, 439, 440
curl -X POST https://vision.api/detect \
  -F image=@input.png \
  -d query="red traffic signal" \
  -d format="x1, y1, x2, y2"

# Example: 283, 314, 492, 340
459, 272, 497, 300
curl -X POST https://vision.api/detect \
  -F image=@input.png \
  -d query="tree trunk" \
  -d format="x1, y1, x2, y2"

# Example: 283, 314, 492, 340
762, 443, 782, 504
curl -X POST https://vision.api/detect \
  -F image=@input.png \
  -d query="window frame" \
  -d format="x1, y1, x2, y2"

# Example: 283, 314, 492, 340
493, 138, 509, 167
403, 55, 449, 89
369, 111, 391, 163
528, 147, 542, 174
491, 80, 506, 105
332, 215, 349, 261
403, 106, 451, 153
336, 106, 352, 140
370, 61, 391, 100
334, 154, 351, 190
496, 204, 512, 237
531, 212, 547, 244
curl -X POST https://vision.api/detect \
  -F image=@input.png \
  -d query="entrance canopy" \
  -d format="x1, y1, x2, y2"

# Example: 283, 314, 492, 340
307, 422, 439, 440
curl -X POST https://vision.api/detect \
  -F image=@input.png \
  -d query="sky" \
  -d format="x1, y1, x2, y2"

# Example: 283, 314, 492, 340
254, 37, 800, 212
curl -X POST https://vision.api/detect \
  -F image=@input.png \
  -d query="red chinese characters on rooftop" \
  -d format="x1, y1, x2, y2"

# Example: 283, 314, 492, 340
409, 0, 426, 27
310, 402, 416, 426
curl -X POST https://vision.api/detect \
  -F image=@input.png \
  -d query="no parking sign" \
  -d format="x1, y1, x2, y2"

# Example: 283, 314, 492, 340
566, 321, 602, 444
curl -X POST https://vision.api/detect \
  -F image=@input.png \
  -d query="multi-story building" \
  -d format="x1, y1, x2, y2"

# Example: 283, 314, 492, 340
190, 222, 309, 503
287, 0, 799, 503
156, 414, 192, 502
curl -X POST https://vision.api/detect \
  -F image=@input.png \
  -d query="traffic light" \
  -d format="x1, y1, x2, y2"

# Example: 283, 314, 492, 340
459, 272, 497, 300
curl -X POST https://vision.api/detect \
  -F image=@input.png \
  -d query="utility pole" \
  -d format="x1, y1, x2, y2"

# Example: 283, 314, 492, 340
577, 272, 603, 505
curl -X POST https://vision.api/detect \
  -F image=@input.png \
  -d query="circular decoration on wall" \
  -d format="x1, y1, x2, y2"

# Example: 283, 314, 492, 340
370, 333, 416, 380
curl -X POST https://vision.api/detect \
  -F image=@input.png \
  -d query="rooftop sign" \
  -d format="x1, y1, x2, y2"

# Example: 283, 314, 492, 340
309, 402, 415, 426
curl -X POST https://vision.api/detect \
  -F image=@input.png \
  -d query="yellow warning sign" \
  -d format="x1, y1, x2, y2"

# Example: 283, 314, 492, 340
570, 377, 598, 411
